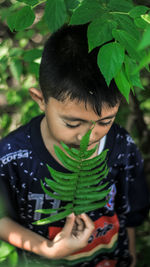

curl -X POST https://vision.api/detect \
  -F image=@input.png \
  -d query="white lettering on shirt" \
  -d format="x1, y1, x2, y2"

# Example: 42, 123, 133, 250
0, 150, 30, 165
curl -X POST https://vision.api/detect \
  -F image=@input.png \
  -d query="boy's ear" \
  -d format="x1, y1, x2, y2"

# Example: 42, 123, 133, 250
29, 88, 45, 112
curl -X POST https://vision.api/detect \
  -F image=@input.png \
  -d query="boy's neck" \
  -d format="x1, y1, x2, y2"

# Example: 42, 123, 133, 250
40, 116, 58, 160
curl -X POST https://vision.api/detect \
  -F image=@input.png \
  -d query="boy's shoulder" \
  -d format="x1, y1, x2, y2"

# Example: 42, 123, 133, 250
0, 114, 43, 158
106, 123, 140, 165
108, 122, 135, 147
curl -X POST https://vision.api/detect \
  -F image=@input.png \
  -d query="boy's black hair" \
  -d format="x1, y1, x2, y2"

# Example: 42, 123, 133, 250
39, 24, 122, 116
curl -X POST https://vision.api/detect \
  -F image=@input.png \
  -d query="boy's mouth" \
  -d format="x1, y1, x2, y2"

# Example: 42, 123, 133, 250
68, 141, 99, 149
68, 144, 80, 149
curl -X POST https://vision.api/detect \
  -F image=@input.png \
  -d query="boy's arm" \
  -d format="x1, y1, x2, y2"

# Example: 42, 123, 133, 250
127, 227, 136, 267
0, 214, 94, 259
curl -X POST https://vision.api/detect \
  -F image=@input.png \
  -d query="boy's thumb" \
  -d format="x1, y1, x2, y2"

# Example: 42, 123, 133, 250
63, 213, 75, 234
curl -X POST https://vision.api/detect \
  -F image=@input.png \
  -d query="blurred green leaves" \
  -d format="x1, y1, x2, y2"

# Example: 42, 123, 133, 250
0, 241, 18, 267
17, 0, 39, 6
7, 6, 35, 32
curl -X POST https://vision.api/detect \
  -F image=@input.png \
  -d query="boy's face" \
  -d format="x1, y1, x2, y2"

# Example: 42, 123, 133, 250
42, 97, 119, 150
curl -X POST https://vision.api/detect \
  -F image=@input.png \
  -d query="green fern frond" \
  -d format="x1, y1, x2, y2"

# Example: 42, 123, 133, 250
33, 128, 110, 225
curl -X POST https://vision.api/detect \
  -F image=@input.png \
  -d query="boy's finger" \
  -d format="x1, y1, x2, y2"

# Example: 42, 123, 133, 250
79, 213, 95, 239
63, 213, 75, 235
75, 216, 85, 231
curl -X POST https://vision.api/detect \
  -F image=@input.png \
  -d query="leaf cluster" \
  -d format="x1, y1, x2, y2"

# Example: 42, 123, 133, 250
70, 0, 150, 102
33, 128, 110, 225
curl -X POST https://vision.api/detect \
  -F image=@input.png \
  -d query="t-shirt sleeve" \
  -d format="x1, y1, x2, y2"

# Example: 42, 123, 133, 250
114, 133, 149, 227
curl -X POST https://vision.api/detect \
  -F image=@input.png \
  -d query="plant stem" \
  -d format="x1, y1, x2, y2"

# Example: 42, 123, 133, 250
109, 11, 129, 15
32, 0, 46, 9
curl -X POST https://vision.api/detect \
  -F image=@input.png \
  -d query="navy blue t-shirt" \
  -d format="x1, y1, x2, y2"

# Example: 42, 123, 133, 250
0, 115, 149, 267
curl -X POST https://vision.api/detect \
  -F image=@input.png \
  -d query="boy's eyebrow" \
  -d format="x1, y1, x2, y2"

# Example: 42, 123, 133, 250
60, 113, 117, 123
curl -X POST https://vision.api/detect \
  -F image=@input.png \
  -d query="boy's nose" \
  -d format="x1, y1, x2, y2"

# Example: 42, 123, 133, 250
89, 129, 99, 144
77, 126, 99, 144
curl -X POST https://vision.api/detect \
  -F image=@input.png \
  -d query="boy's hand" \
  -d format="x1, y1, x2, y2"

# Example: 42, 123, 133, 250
50, 213, 94, 259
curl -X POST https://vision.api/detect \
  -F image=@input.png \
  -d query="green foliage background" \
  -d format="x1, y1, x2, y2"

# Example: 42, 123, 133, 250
0, 0, 150, 266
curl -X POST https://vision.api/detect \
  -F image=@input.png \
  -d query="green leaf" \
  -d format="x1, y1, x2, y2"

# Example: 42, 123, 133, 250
87, 17, 116, 51
33, 209, 71, 225
8, 250, 18, 267
134, 17, 149, 29
41, 181, 73, 201
79, 165, 108, 181
17, 0, 38, 6
0, 257, 6, 263
7, 14, 17, 32
81, 149, 108, 166
80, 157, 107, 171
70, 0, 105, 25
76, 182, 109, 194
115, 66, 131, 102
45, 178, 74, 192
78, 171, 108, 187
47, 173, 76, 186
108, 0, 133, 12
0, 242, 15, 258
69, 144, 99, 160
7, 6, 35, 31
75, 188, 110, 202
47, 165, 77, 180
79, 128, 92, 152
74, 200, 107, 214
23, 49, 42, 62
98, 42, 124, 86
138, 26, 150, 50
80, 144, 99, 159
9, 48, 23, 57
124, 55, 144, 90
79, 161, 107, 176
45, 0, 67, 32
141, 13, 150, 24
129, 5, 149, 18
70, 147, 80, 155
9, 59, 23, 81
132, 50, 150, 73
36, 203, 73, 214
64, 0, 80, 12
60, 142, 81, 161
54, 145, 79, 171
28, 62, 40, 78
112, 29, 142, 62
113, 13, 140, 40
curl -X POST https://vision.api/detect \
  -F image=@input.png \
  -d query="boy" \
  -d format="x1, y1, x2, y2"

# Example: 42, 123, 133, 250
0, 24, 149, 267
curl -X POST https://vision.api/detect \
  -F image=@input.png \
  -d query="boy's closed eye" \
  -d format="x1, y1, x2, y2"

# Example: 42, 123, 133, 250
65, 120, 113, 128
